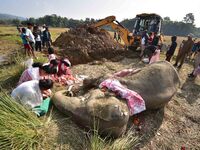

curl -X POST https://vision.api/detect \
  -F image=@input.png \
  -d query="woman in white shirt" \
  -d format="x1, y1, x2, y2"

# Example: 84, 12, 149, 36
11, 79, 53, 116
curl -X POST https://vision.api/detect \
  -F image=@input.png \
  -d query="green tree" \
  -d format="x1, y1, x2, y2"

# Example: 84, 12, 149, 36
183, 13, 195, 24
28, 17, 36, 24
120, 18, 136, 31
163, 17, 171, 22
11, 19, 21, 25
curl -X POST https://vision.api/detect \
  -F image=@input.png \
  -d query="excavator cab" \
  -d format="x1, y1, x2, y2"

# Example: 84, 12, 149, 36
133, 13, 162, 35
130, 13, 162, 50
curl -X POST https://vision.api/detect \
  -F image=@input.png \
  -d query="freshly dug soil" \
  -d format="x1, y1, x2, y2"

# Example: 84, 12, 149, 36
53, 25, 125, 65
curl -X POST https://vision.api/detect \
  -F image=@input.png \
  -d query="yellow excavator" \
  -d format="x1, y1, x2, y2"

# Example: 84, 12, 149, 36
92, 14, 162, 49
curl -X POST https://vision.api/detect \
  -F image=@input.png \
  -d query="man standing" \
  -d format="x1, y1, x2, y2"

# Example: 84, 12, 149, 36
174, 35, 194, 68
165, 36, 177, 62
42, 26, 52, 48
26, 23, 35, 51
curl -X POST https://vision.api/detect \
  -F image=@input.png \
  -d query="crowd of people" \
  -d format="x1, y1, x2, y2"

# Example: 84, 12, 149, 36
11, 44, 76, 116
11, 23, 77, 116
165, 34, 200, 79
138, 30, 200, 78
17, 23, 52, 58
113, 28, 200, 78
139, 31, 163, 63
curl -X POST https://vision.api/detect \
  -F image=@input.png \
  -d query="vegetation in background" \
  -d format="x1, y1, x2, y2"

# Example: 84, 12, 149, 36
1, 13, 200, 37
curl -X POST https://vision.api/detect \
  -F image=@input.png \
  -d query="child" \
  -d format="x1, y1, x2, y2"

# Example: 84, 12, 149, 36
165, 36, 177, 62
20, 28, 36, 58
48, 47, 57, 62
33, 25, 42, 51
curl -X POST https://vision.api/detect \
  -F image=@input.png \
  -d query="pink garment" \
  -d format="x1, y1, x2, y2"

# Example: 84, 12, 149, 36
18, 69, 33, 85
113, 69, 135, 77
149, 49, 160, 64
49, 74, 76, 85
99, 78, 146, 115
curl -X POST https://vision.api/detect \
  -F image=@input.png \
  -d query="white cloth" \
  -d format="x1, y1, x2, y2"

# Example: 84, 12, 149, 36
11, 80, 43, 109
22, 58, 33, 68
35, 35, 41, 41
141, 37, 145, 45
48, 54, 56, 61
28, 67, 40, 80
26, 28, 35, 43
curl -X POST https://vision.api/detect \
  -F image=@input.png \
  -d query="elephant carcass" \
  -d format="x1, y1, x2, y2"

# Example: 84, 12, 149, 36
117, 61, 180, 109
52, 89, 129, 137
52, 61, 180, 137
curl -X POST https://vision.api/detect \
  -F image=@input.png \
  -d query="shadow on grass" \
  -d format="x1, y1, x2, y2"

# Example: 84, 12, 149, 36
48, 106, 88, 150
180, 77, 200, 104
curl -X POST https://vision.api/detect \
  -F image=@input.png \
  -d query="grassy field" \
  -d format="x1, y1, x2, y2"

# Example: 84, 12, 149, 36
0, 26, 200, 149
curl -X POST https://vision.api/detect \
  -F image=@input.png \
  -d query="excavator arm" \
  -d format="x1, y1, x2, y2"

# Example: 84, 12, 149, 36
92, 16, 134, 46
93, 16, 116, 28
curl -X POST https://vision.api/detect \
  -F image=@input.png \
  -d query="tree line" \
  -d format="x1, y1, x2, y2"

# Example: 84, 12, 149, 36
0, 13, 200, 37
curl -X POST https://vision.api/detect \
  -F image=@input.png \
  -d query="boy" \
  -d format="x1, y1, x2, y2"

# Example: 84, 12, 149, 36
33, 25, 42, 51
166, 36, 177, 62
20, 28, 36, 58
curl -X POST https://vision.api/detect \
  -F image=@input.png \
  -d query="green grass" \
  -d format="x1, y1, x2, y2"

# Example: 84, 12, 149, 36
0, 34, 21, 44
88, 129, 139, 150
0, 92, 45, 150
0, 26, 19, 35
0, 55, 25, 91
88, 120, 139, 150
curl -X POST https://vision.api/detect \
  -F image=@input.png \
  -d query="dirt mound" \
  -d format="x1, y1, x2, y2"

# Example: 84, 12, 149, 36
53, 26, 125, 65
